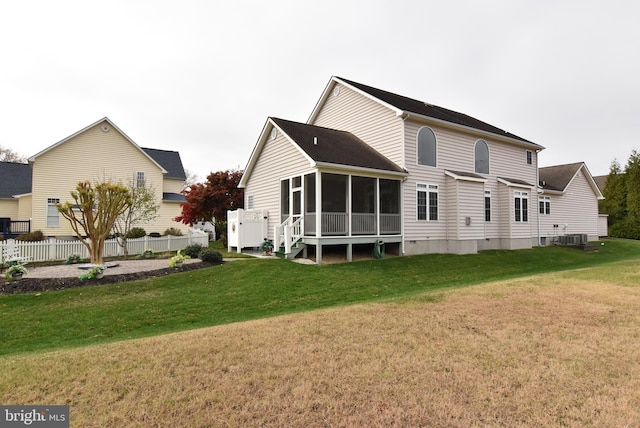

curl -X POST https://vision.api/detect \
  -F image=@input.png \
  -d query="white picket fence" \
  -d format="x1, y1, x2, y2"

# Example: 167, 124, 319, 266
0, 231, 209, 264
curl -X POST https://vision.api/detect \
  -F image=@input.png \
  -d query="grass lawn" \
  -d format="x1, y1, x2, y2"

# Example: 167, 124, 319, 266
1, 238, 639, 356
1, 251, 640, 426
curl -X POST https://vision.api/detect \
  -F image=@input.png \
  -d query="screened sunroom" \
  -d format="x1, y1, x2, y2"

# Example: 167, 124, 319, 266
279, 171, 402, 238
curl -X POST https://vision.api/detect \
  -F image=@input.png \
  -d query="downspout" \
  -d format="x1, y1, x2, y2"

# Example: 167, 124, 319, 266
536, 149, 542, 246
399, 112, 409, 255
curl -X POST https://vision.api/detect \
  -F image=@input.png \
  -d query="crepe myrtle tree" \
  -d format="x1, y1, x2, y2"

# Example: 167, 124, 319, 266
57, 180, 132, 264
111, 176, 160, 256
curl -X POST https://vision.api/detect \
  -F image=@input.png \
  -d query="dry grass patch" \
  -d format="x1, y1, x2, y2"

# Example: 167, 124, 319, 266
2, 263, 640, 427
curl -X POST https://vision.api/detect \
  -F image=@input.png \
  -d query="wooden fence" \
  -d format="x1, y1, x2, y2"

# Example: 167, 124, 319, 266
0, 232, 209, 264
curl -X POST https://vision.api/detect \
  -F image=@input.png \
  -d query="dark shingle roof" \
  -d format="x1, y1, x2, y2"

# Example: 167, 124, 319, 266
272, 118, 405, 174
539, 162, 583, 192
593, 175, 607, 192
162, 192, 186, 202
142, 148, 186, 180
336, 77, 539, 146
497, 177, 535, 187
0, 162, 32, 199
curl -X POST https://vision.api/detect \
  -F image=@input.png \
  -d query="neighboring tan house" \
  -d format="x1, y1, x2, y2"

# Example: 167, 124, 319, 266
0, 117, 188, 239
239, 76, 566, 263
538, 162, 605, 242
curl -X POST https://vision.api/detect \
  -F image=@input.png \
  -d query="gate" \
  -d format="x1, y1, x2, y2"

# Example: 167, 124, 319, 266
227, 209, 269, 253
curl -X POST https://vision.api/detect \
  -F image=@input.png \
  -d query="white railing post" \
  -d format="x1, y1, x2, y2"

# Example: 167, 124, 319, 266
284, 224, 291, 255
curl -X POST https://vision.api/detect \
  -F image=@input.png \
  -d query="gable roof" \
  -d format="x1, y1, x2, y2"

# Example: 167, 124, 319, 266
0, 162, 32, 199
240, 117, 406, 188
593, 175, 607, 192
271, 118, 405, 174
539, 162, 604, 199
28, 117, 168, 174
310, 76, 543, 150
142, 148, 186, 180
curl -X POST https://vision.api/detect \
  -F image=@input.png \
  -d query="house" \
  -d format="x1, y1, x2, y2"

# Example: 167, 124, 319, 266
538, 162, 605, 242
0, 117, 188, 239
0, 161, 32, 238
239, 76, 584, 263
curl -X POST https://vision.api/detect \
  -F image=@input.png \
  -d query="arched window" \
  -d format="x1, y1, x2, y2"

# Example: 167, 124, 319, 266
417, 127, 437, 167
475, 139, 489, 174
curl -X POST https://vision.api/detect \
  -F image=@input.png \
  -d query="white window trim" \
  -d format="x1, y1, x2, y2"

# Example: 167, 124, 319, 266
47, 198, 60, 228
417, 183, 438, 221
474, 139, 490, 174
416, 126, 437, 168
539, 196, 551, 215
484, 190, 491, 222
514, 191, 529, 222
136, 171, 145, 188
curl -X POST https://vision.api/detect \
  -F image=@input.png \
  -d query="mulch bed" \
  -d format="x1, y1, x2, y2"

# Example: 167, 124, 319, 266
0, 261, 220, 295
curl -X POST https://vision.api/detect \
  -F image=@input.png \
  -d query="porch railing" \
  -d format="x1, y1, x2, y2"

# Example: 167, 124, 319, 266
274, 216, 303, 255
322, 213, 401, 235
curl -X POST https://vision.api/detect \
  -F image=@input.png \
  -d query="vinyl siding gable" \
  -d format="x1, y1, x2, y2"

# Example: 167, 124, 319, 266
31, 122, 166, 236
243, 127, 312, 240
311, 82, 404, 166
539, 168, 599, 239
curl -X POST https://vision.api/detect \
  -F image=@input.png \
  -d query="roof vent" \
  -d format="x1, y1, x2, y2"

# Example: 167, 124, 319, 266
314, 136, 318, 145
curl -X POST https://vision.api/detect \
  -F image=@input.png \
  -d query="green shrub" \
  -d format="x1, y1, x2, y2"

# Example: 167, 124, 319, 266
198, 248, 223, 263
163, 228, 183, 236
126, 227, 146, 239
15, 230, 46, 241
183, 244, 204, 258
610, 218, 640, 240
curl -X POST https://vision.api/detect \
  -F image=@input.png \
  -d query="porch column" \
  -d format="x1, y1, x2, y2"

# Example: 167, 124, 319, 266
316, 170, 322, 237
347, 174, 352, 237
376, 178, 381, 236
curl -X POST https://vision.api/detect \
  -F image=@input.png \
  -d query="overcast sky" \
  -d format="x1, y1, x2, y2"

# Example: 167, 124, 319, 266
1, 0, 638, 182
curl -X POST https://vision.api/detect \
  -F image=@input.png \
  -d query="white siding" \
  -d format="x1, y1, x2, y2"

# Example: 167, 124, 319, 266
539, 169, 600, 240
312, 83, 404, 165
243, 127, 311, 240
403, 120, 538, 243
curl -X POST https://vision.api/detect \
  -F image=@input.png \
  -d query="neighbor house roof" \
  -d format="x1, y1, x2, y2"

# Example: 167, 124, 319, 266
28, 117, 168, 175
271, 117, 405, 174
162, 192, 186, 202
142, 148, 186, 180
539, 162, 604, 199
310, 76, 543, 150
0, 162, 32, 199
593, 175, 607, 192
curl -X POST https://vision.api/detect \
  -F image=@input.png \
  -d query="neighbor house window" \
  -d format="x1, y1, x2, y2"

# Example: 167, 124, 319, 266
417, 127, 437, 167
417, 183, 438, 221
484, 190, 491, 222
136, 171, 145, 188
475, 140, 489, 174
47, 198, 60, 227
539, 196, 550, 215
514, 191, 529, 222
526, 150, 532, 165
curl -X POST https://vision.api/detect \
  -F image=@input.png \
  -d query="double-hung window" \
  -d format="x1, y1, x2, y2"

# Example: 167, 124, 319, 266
417, 183, 438, 221
136, 171, 145, 188
514, 191, 529, 222
539, 196, 550, 215
47, 198, 60, 227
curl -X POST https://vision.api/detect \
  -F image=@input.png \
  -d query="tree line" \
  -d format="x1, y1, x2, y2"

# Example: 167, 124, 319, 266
600, 149, 640, 239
